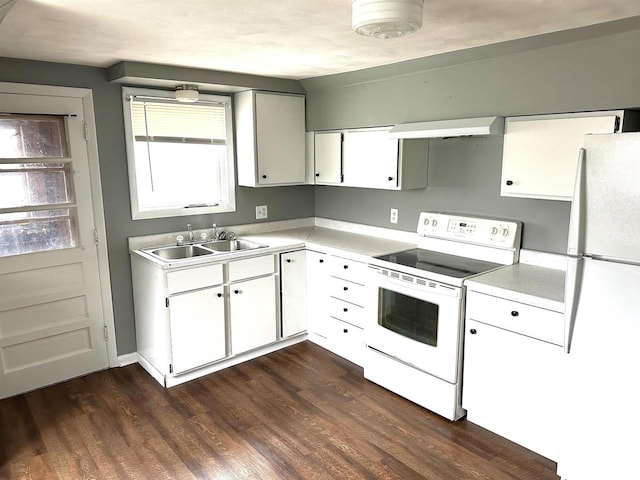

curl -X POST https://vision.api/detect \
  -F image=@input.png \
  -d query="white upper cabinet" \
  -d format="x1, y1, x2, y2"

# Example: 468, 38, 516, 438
310, 126, 428, 190
343, 128, 399, 189
501, 111, 640, 201
313, 131, 343, 185
236, 90, 306, 187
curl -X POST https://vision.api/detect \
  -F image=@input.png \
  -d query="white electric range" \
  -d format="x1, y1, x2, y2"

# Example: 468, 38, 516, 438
364, 212, 522, 420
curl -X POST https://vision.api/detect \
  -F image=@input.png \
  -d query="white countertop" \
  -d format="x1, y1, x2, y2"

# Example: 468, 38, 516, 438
128, 218, 566, 312
465, 263, 565, 312
129, 222, 416, 269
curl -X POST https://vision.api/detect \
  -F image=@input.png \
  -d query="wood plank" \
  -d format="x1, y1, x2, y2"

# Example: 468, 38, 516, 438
0, 341, 559, 480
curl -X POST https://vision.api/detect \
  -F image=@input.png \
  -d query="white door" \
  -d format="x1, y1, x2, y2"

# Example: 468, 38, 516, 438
559, 258, 640, 480
305, 250, 329, 338
342, 129, 399, 188
314, 131, 342, 184
0, 89, 110, 399
229, 275, 277, 355
255, 92, 306, 185
365, 272, 462, 383
280, 250, 307, 337
169, 286, 226, 374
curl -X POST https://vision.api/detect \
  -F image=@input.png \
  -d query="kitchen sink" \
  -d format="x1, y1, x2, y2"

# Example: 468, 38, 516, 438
149, 244, 214, 260
203, 239, 266, 252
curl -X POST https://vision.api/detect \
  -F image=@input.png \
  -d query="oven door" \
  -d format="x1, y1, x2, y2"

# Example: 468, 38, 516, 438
365, 267, 463, 383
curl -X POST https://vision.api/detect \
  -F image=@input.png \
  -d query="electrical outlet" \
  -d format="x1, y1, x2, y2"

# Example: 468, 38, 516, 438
256, 205, 268, 220
390, 208, 398, 224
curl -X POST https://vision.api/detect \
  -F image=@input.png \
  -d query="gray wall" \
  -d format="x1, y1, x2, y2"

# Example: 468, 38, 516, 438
0, 57, 315, 355
302, 28, 640, 253
3, 25, 640, 356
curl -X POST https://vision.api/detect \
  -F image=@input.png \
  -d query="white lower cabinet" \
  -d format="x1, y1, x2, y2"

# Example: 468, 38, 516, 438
169, 286, 226, 374
323, 316, 365, 366
308, 255, 369, 366
230, 274, 278, 355
132, 253, 279, 384
305, 250, 329, 338
280, 250, 307, 338
463, 291, 563, 461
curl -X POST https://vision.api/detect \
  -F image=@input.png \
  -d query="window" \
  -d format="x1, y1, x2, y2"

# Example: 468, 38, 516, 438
122, 87, 236, 220
0, 115, 78, 257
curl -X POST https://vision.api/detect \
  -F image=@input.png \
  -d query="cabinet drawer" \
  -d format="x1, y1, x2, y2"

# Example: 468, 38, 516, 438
166, 264, 224, 294
324, 316, 365, 366
328, 276, 368, 306
329, 256, 368, 283
228, 254, 275, 282
466, 292, 563, 345
328, 297, 366, 328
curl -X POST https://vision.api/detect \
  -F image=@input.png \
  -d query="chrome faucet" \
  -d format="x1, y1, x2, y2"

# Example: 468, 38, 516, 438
187, 224, 194, 243
212, 223, 219, 241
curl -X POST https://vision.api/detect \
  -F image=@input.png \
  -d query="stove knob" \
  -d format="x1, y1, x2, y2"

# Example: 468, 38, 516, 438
431, 219, 438, 227
491, 227, 499, 235
501, 228, 510, 237
423, 218, 430, 226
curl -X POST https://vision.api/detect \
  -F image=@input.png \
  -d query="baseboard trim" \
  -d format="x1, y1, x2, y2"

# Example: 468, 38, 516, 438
116, 352, 138, 367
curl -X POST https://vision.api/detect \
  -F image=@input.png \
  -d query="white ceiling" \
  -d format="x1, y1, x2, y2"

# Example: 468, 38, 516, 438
2, 0, 640, 80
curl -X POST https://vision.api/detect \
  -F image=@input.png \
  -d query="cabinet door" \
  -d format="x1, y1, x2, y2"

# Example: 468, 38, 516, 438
463, 319, 562, 461
281, 250, 307, 337
342, 129, 399, 189
314, 131, 342, 184
501, 114, 618, 200
306, 251, 329, 338
230, 275, 277, 355
255, 92, 306, 185
169, 286, 226, 374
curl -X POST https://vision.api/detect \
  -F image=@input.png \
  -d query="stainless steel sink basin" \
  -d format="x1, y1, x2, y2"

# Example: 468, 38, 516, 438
203, 239, 265, 252
149, 245, 214, 260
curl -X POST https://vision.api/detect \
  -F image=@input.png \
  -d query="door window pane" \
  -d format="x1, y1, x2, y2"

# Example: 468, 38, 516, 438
0, 209, 78, 256
0, 115, 78, 258
0, 115, 68, 158
379, 288, 439, 346
0, 163, 74, 208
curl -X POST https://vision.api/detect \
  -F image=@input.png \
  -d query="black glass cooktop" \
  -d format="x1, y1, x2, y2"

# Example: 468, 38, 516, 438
375, 249, 502, 279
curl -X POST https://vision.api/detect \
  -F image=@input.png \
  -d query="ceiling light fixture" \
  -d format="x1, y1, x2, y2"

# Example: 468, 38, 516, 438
175, 84, 199, 103
352, 0, 424, 39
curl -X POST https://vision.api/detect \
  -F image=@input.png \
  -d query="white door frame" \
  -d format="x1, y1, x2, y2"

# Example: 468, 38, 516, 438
0, 81, 118, 367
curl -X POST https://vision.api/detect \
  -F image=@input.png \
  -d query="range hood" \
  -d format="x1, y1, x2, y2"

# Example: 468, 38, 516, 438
389, 116, 504, 139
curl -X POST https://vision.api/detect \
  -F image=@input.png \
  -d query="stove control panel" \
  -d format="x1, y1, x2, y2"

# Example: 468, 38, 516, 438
417, 212, 521, 248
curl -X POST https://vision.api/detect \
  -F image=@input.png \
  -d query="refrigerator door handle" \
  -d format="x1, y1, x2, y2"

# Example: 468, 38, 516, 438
563, 256, 583, 354
567, 148, 586, 256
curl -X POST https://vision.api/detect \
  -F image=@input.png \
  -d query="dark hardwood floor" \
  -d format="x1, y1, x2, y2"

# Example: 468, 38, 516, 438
0, 341, 559, 479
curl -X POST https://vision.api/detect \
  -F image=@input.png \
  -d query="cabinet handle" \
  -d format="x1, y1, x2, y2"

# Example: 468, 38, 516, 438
343, 328, 348, 333
315, 173, 320, 177
234, 289, 240, 294
343, 307, 348, 312
506, 180, 514, 186
343, 265, 348, 269
217, 293, 222, 298
388, 176, 394, 181
286, 259, 292, 263
470, 328, 477, 334
262, 174, 267, 179
319, 259, 324, 263
511, 310, 519, 317
343, 286, 348, 291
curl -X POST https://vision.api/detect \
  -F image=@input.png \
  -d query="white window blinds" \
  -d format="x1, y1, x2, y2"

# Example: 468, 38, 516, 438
131, 99, 227, 144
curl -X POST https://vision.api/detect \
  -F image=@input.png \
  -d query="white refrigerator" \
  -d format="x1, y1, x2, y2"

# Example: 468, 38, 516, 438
559, 132, 640, 479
